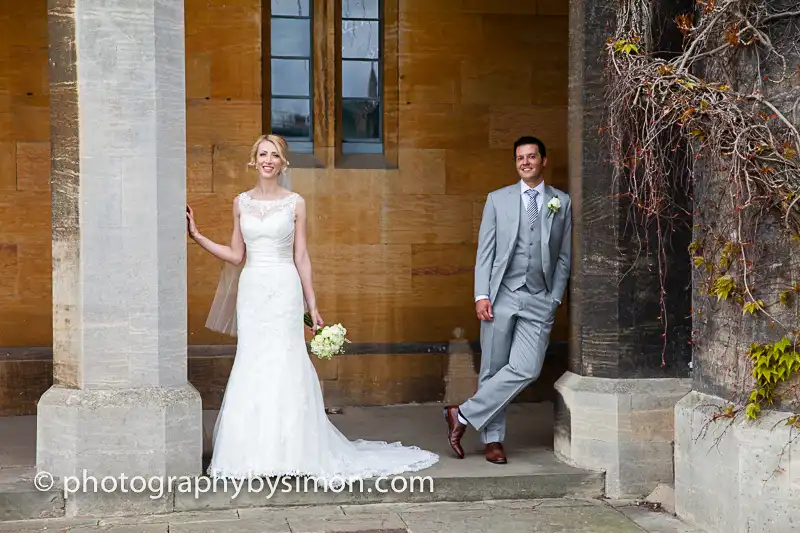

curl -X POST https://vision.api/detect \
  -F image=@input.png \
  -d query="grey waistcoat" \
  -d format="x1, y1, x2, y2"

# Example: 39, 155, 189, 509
501, 196, 546, 294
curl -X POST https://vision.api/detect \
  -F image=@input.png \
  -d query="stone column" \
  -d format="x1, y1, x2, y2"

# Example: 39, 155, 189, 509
36, 0, 202, 514
554, 0, 693, 499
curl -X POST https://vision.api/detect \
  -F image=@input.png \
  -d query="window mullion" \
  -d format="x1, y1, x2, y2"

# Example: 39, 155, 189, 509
269, 0, 314, 153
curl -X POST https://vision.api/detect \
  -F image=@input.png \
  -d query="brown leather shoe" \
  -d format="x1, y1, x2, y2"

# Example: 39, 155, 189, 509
443, 406, 467, 458
485, 442, 507, 464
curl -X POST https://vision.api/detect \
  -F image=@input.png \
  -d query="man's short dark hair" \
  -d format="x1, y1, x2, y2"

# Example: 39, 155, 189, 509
513, 136, 546, 159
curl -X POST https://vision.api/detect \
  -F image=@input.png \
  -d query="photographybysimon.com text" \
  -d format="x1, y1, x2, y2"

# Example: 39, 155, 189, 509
34, 470, 435, 500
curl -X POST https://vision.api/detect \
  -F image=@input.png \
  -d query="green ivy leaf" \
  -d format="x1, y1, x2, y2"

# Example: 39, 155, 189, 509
780, 290, 792, 306
779, 351, 800, 373
712, 275, 735, 301
748, 342, 765, 359
743, 300, 763, 315
612, 40, 640, 55
774, 337, 791, 353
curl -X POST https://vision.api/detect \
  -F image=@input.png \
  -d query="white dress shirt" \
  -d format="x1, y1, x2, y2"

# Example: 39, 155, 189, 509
476, 180, 554, 303
521, 179, 545, 215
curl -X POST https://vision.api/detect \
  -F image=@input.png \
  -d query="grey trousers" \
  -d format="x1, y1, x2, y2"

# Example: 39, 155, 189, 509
459, 285, 557, 444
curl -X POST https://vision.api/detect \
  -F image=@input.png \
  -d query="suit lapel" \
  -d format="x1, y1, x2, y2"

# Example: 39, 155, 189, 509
506, 185, 520, 251
540, 185, 555, 288
541, 185, 555, 244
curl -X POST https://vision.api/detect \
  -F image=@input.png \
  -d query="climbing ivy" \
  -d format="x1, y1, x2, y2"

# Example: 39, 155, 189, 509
604, 0, 800, 421
746, 338, 800, 420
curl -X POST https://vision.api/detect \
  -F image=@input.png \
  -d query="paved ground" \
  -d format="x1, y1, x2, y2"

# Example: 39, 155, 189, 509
0, 499, 705, 532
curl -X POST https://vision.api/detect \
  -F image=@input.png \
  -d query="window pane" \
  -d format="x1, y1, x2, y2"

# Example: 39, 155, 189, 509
271, 18, 310, 57
342, 99, 380, 140
342, 21, 379, 59
272, 0, 310, 17
342, 0, 379, 19
271, 98, 311, 139
271, 59, 310, 97
342, 61, 379, 98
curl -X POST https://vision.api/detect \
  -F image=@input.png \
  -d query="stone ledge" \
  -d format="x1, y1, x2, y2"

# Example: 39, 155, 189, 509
1, 469, 604, 521
674, 390, 800, 533
0, 341, 569, 415
554, 371, 692, 499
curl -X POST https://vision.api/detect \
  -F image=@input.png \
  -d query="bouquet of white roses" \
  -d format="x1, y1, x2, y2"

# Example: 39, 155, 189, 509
304, 313, 350, 359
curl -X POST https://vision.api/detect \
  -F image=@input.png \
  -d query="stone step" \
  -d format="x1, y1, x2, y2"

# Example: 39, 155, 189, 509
1, 460, 603, 520
1, 403, 604, 520
0, 468, 63, 522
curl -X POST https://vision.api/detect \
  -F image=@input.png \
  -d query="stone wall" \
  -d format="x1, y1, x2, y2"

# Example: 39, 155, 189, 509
691, 177, 800, 408
674, 3, 800, 531
688, 4, 800, 408
0, 0, 570, 413
0, 0, 51, 346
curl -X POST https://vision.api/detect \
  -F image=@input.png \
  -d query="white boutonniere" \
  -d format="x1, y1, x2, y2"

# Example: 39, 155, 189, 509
546, 197, 561, 217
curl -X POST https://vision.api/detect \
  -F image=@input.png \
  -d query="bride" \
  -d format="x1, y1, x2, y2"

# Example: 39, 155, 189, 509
186, 134, 439, 486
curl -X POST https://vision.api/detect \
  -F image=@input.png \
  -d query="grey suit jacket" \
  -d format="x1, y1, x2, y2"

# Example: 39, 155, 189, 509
474, 182, 572, 305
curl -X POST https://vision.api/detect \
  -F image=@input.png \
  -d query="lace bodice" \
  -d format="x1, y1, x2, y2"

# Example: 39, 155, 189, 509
237, 191, 299, 267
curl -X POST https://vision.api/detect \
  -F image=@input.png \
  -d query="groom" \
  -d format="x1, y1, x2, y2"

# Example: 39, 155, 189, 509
444, 136, 571, 464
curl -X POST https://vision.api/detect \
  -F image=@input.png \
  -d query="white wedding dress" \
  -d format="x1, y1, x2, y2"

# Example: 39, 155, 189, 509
207, 191, 439, 486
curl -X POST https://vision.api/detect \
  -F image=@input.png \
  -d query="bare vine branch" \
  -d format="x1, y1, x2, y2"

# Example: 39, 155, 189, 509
604, 0, 800, 372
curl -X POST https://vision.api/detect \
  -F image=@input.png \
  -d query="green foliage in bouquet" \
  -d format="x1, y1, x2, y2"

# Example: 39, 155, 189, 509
303, 312, 350, 359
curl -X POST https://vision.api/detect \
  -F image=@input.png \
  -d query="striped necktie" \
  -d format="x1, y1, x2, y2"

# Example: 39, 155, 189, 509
526, 189, 539, 228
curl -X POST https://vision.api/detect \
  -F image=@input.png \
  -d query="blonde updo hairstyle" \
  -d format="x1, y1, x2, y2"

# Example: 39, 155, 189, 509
247, 134, 290, 174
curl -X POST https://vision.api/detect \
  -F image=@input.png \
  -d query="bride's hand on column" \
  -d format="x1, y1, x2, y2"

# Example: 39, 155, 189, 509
186, 205, 199, 239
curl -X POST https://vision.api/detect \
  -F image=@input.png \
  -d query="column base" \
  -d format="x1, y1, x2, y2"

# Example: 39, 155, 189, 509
443, 337, 479, 404
675, 390, 800, 533
554, 371, 691, 499
36, 384, 203, 516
